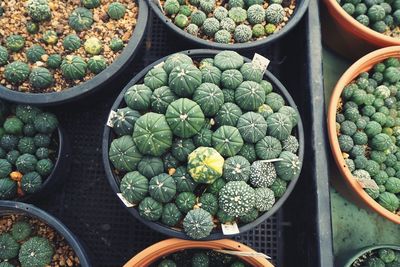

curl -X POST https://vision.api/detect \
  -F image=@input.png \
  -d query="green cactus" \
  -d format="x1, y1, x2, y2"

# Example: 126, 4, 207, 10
63, 34, 82, 51
109, 38, 124, 52
47, 54, 62, 69
29, 67, 54, 89
27, 0, 51, 21
11, 221, 32, 242
0, 233, 20, 260
4, 61, 31, 84
87, 56, 107, 74
0, 46, 9, 66
61, 55, 87, 80
5, 35, 25, 52
42, 30, 58, 45
108, 2, 126, 20
69, 7, 94, 31
18, 237, 54, 267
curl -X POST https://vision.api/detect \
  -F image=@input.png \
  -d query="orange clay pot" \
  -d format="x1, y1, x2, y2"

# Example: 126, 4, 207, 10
124, 238, 274, 267
321, 0, 400, 60
327, 46, 400, 224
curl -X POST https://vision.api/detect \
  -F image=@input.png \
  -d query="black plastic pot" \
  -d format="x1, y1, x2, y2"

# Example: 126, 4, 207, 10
147, 0, 310, 50
0, 200, 91, 266
11, 126, 71, 203
102, 49, 304, 240
0, 0, 149, 106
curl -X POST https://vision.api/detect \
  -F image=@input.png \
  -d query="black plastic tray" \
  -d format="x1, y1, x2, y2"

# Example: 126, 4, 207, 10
26, 0, 334, 265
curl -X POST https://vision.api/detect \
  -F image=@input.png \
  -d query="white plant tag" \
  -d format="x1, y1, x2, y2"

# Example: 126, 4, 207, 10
154, 0, 164, 13
356, 178, 379, 190
107, 110, 117, 128
221, 222, 240, 235
214, 249, 271, 259
154, 61, 165, 69
252, 53, 270, 74
117, 193, 135, 207
259, 158, 283, 163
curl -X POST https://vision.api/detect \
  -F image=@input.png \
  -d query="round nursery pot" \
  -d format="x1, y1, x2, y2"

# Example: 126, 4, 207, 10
103, 49, 304, 240
0, 200, 91, 267
327, 46, 400, 224
19, 126, 71, 202
124, 238, 274, 267
0, 0, 149, 106
147, 0, 309, 50
322, 0, 400, 60
337, 244, 400, 267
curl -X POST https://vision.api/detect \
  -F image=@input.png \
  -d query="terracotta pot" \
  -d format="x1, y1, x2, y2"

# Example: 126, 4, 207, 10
327, 46, 400, 224
337, 244, 400, 267
321, 0, 400, 60
124, 238, 274, 267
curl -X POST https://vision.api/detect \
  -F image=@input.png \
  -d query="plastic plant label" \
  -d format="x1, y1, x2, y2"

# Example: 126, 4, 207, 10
259, 158, 283, 163
106, 110, 117, 128
154, 61, 165, 69
214, 249, 271, 259
221, 222, 240, 235
252, 53, 270, 74
356, 178, 379, 190
154, 0, 164, 13
117, 193, 135, 208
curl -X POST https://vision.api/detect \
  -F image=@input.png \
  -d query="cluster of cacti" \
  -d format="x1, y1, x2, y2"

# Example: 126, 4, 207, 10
0, 100, 58, 200
0, 220, 54, 267
337, 57, 400, 214
155, 249, 247, 267
108, 51, 302, 239
352, 248, 400, 266
340, 0, 400, 34
162, 0, 293, 44
0, 0, 135, 93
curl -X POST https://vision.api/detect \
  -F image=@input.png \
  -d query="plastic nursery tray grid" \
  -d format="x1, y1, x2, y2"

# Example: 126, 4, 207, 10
24, 2, 333, 266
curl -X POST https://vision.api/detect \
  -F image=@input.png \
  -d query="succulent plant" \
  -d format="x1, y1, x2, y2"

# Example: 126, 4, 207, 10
109, 38, 124, 52
247, 4, 265, 24
0, 46, 8, 66
82, 0, 101, 9
219, 181, 255, 216
29, 67, 54, 89
199, 0, 216, 14
84, 37, 103, 55
202, 18, 220, 36
27, 0, 51, 21
186, 23, 200, 35
265, 3, 285, 24
69, 7, 94, 31
0, 233, 20, 260
42, 30, 58, 45
47, 54, 62, 69
4, 61, 30, 85
220, 17, 236, 32
63, 34, 81, 51
149, 174, 177, 203
87, 55, 107, 74
215, 30, 231, 43
182, 208, 214, 239
164, 0, 180, 15
108, 2, 126, 19
132, 113, 173, 156
139, 197, 163, 221
26, 22, 40, 34
214, 6, 229, 20
18, 236, 54, 267
11, 221, 32, 242
26, 45, 46, 63
61, 55, 87, 80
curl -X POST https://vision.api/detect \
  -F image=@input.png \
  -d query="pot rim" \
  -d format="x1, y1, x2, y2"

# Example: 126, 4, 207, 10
323, 0, 400, 47
146, 0, 310, 50
327, 46, 400, 224
0, 200, 92, 267
0, 0, 149, 106
102, 49, 305, 240
123, 238, 274, 267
